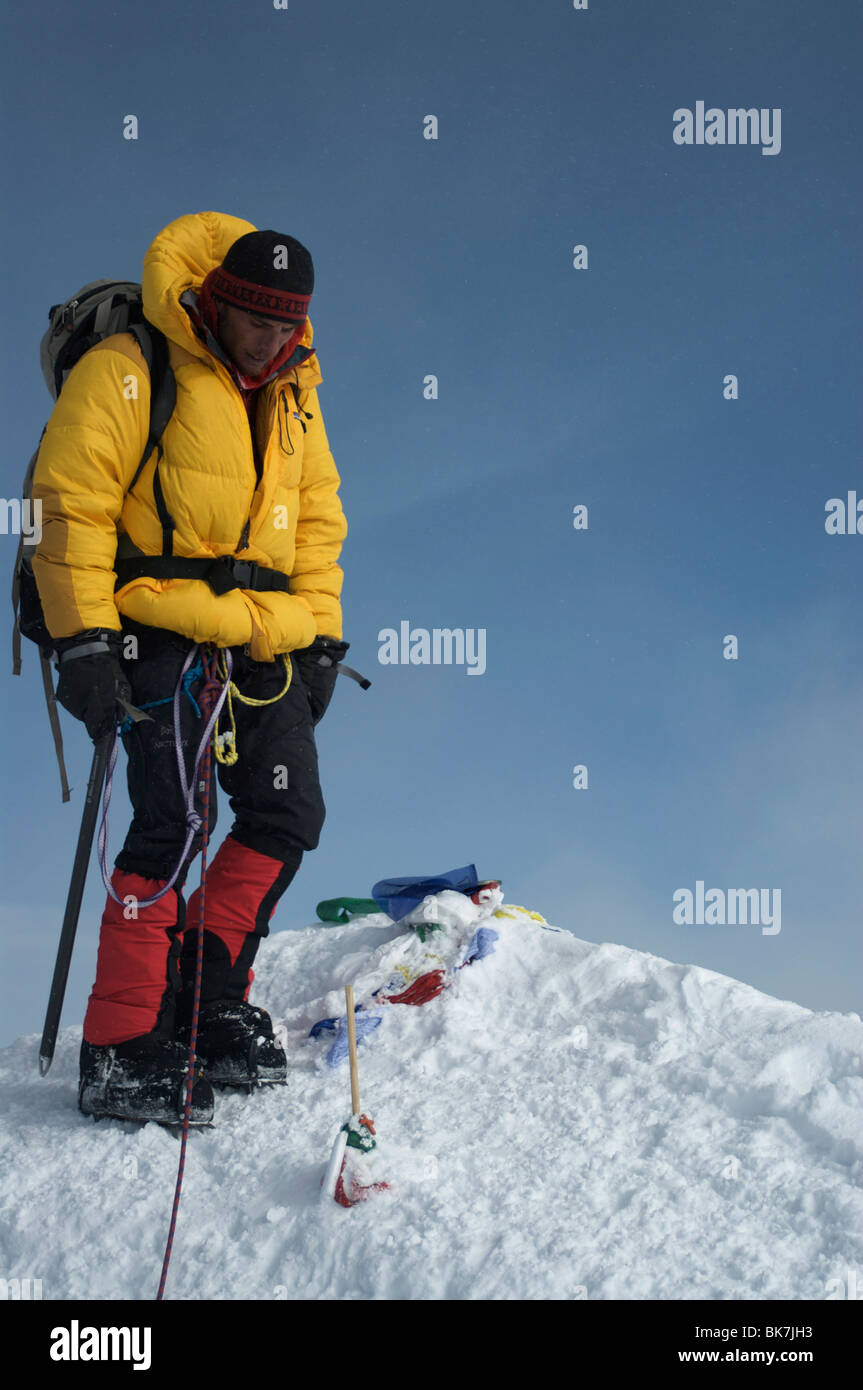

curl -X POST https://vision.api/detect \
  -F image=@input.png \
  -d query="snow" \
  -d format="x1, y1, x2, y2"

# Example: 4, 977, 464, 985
1, 895, 861, 1301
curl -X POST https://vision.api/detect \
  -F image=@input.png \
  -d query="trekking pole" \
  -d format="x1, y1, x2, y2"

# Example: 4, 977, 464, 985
38, 732, 112, 1075
345, 983, 361, 1116
321, 984, 390, 1206
321, 986, 359, 1204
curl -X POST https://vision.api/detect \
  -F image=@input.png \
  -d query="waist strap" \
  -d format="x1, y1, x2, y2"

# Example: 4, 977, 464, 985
114, 553, 291, 596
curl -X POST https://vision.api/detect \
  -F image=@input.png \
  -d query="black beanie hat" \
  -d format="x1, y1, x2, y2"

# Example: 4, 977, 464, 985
208, 230, 314, 322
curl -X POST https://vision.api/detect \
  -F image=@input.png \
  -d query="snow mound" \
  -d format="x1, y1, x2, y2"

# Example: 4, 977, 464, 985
1, 901, 861, 1300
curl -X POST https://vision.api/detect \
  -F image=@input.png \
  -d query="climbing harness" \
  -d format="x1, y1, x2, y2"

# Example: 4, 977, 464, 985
213, 650, 292, 767
97, 644, 233, 909
117, 657, 206, 734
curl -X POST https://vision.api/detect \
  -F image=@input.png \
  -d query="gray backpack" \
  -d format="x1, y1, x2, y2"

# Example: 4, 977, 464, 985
12, 279, 176, 800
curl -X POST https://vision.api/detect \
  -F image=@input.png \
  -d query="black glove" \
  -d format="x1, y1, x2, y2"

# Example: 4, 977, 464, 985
55, 629, 132, 742
291, 636, 350, 725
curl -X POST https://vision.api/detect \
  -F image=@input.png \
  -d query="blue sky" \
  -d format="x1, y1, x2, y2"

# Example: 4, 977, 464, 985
1, 0, 861, 1046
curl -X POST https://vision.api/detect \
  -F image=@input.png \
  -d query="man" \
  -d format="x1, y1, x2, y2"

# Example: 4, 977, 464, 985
32, 211, 349, 1125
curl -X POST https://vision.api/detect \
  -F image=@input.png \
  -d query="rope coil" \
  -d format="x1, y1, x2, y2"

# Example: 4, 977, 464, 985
213, 651, 292, 766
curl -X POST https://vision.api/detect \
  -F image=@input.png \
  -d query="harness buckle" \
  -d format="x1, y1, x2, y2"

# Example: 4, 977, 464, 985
231, 559, 258, 589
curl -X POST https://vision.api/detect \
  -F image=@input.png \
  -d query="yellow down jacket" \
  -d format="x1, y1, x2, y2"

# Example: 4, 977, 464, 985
32, 211, 347, 661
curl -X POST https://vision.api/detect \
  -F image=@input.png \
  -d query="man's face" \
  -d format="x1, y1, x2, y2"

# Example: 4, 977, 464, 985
216, 302, 302, 375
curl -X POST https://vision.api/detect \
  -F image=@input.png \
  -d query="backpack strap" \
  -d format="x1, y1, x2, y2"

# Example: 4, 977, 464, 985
10, 539, 22, 676
126, 322, 177, 557
151, 448, 176, 557
126, 322, 176, 495
39, 649, 71, 803
11, 436, 47, 677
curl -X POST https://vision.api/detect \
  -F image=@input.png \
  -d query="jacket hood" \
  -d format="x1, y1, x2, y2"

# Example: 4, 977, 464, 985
141, 210, 322, 390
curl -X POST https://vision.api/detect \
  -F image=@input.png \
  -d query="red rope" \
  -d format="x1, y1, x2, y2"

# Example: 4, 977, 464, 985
157, 646, 223, 1301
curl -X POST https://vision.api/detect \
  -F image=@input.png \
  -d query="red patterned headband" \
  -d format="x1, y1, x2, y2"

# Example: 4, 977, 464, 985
207, 266, 311, 321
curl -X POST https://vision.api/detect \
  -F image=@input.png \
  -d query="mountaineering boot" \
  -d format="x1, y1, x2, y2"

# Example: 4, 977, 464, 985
78, 1035, 214, 1126
177, 999, 287, 1087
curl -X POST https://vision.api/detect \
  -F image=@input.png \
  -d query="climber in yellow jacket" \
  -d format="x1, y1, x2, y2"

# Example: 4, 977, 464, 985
32, 212, 350, 1124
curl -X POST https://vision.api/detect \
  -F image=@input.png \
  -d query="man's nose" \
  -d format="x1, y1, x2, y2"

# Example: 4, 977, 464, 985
256, 329, 283, 353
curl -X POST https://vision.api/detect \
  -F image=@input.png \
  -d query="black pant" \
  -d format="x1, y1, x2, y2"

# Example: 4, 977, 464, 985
114, 620, 326, 884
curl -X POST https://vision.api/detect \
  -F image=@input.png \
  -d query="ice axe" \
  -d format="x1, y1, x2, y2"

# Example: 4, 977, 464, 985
321, 984, 390, 1207
39, 701, 154, 1075
38, 733, 111, 1073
